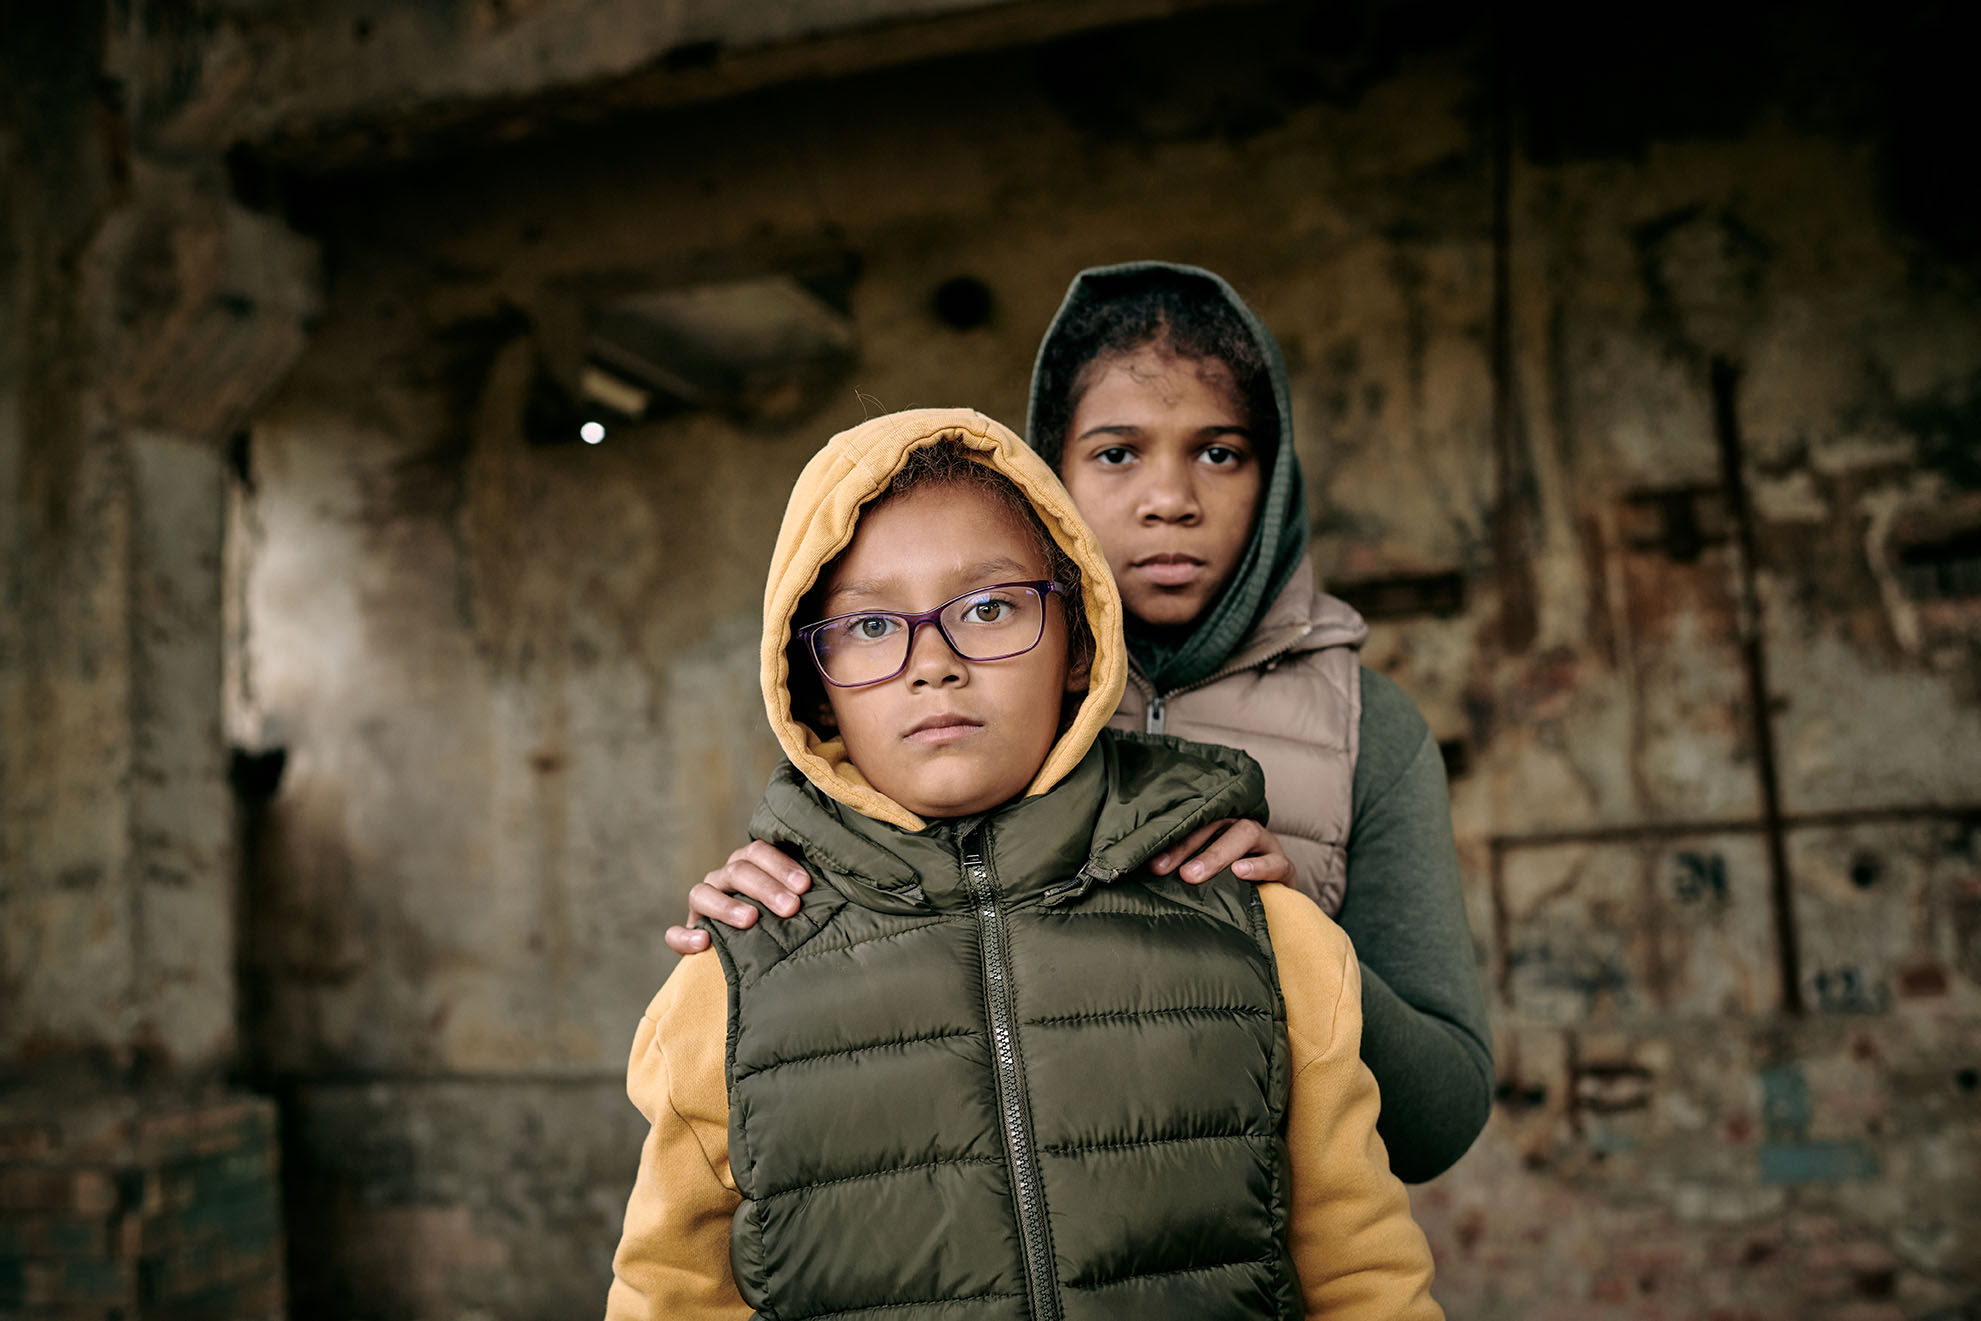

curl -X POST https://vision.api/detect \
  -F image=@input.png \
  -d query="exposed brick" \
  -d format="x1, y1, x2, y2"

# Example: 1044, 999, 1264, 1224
1808, 1306, 1905, 1321
114, 1211, 143, 1257
0, 1170, 59, 1213
69, 1170, 117, 1217
28, 1212, 111, 1258
60, 1256, 131, 1304
0, 1122, 56, 1162
0, 1094, 284, 1317
136, 1110, 202, 1162
21, 1260, 62, 1307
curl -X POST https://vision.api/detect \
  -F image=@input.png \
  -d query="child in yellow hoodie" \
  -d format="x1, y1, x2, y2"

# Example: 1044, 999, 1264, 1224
606, 407, 1442, 1320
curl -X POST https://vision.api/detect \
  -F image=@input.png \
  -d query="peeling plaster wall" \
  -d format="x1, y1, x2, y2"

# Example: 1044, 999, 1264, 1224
2, 8, 306, 1080
2, 3, 149, 1072
237, 323, 791, 1079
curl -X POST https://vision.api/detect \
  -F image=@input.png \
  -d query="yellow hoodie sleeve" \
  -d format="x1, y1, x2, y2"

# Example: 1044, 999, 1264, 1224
604, 954, 749, 1321
1260, 884, 1445, 1319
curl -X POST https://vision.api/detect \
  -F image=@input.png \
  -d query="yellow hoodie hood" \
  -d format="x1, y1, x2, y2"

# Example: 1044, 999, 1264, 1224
762, 407, 1127, 832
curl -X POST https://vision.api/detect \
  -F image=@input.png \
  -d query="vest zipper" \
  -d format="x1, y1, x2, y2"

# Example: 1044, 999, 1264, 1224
1132, 624, 1316, 734
960, 831, 1061, 1321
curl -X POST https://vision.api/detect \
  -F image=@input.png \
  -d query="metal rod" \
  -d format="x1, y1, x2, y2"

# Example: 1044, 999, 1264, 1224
1488, 801, 1981, 853
1709, 357, 1803, 1013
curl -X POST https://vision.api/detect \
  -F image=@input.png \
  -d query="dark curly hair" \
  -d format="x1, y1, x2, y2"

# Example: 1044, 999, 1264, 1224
786, 437, 1093, 734
1030, 268, 1278, 471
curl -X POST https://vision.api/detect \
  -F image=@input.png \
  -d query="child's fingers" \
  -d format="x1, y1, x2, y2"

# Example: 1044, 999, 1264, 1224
663, 923, 712, 955
1178, 830, 1250, 882
737, 840, 811, 893
688, 844, 811, 922
688, 880, 769, 927
1150, 819, 1232, 875
1179, 820, 1291, 885
725, 863, 804, 916
1230, 850, 1293, 884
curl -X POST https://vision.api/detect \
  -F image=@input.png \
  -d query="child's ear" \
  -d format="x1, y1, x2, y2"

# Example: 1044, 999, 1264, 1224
1063, 651, 1092, 695
809, 697, 839, 735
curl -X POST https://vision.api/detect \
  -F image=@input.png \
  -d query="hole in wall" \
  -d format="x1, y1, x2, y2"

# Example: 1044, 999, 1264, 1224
1848, 852, 1883, 889
663, 39, 721, 72
1331, 570, 1467, 621
1893, 525, 1981, 602
1618, 485, 1730, 564
1853, 1268, 1897, 1300
932, 276, 995, 331
227, 431, 254, 490
532, 273, 861, 444
228, 747, 289, 805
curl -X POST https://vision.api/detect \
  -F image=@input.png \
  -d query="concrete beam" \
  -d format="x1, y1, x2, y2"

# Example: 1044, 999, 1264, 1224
133, 0, 1257, 167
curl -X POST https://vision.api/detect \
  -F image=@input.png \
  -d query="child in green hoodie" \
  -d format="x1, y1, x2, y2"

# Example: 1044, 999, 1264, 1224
670, 265, 1493, 1184
606, 408, 1440, 1319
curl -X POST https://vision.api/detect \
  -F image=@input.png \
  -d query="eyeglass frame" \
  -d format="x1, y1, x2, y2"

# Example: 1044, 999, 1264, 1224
793, 580, 1066, 688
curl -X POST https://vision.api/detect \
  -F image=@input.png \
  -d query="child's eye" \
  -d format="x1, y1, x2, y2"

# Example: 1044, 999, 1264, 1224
1093, 446, 1135, 468
1200, 445, 1245, 468
847, 615, 902, 641
962, 597, 1014, 624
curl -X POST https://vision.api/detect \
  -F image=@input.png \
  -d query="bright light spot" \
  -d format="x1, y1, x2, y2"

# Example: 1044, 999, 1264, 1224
580, 421, 605, 445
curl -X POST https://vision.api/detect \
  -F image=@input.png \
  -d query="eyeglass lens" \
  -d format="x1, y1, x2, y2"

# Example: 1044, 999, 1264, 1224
811, 585, 1047, 686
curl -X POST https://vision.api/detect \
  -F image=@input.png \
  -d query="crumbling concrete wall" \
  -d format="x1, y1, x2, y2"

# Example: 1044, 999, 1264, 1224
2, 8, 315, 1314
2, 1, 144, 1077
2, 12, 320, 1081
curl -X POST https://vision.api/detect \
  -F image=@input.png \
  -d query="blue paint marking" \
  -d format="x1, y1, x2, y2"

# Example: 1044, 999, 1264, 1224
1587, 1127, 1640, 1155
1758, 1066, 1812, 1138
1758, 1141, 1878, 1184
1673, 850, 1728, 902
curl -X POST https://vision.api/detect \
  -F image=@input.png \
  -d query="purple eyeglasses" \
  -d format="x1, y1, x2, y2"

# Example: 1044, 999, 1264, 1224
795, 580, 1064, 688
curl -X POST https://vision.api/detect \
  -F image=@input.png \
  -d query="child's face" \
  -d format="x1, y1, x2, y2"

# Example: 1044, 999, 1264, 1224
1058, 346, 1264, 631
813, 483, 1083, 819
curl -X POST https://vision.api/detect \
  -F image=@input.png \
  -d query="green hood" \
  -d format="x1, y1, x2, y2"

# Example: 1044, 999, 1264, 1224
1025, 261, 1310, 693
748, 728, 1266, 916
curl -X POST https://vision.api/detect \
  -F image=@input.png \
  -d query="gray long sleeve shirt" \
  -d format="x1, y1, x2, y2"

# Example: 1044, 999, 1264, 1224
1341, 667, 1494, 1182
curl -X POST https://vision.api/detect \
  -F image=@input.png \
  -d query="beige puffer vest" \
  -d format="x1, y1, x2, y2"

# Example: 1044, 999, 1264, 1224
1111, 556, 1369, 915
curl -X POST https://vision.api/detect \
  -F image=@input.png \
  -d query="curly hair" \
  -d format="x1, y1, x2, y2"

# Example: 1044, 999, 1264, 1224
1030, 267, 1277, 470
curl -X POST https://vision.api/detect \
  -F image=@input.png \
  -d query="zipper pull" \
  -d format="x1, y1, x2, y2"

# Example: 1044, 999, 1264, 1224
1146, 693, 1166, 736
1043, 860, 1119, 907
959, 828, 993, 898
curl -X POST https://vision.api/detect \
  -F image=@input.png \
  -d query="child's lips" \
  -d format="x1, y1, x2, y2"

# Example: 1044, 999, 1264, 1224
1130, 553, 1207, 587
904, 715, 984, 745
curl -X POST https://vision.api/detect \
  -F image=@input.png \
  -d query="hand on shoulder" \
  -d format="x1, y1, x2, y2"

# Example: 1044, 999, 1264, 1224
664, 841, 812, 954
1149, 818, 1296, 888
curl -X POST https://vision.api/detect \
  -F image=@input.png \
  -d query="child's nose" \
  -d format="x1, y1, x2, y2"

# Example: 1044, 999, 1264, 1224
902, 619, 966, 686
1138, 460, 1201, 524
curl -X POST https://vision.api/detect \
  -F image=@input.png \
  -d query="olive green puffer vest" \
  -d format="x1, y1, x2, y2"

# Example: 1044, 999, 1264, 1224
707, 731, 1302, 1321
